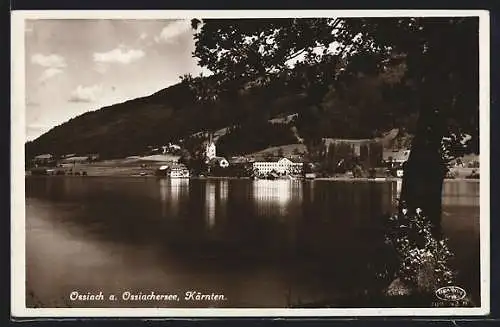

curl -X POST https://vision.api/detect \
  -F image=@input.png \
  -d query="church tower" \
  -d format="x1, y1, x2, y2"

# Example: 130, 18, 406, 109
205, 134, 216, 162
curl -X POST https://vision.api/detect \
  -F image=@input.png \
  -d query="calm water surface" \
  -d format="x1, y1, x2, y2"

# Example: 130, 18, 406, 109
25, 177, 480, 307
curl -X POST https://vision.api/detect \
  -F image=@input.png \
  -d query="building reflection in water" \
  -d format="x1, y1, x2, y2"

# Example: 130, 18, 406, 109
387, 179, 480, 208
203, 180, 230, 230
252, 180, 303, 217
389, 180, 403, 206
159, 178, 189, 218
387, 179, 480, 207
395, 179, 402, 196
306, 180, 315, 203
205, 182, 217, 229
220, 179, 229, 203
159, 179, 167, 218
442, 181, 480, 207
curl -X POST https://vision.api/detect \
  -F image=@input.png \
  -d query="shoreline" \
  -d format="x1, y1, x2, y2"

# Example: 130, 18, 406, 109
25, 174, 479, 182
25, 160, 480, 182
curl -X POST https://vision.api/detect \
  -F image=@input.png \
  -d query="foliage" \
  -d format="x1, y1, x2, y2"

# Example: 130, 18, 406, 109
375, 204, 475, 307
277, 147, 285, 157
216, 122, 297, 156
323, 142, 354, 174
383, 205, 456, 292
368, 142, 384, 167
208, 163, 253, 178
184, 18, 480, 232
188, 17, 478, 153
190, 18, 341, 97
187, 19, 430, 146
339, 18, 479, 233
178, 135, 207, 175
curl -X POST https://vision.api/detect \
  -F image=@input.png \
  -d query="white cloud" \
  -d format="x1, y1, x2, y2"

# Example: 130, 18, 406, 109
69, 84, 102, 103
154, 20, 191, 43
31, 53, 67, 83
139, 33, 148, 40
93, 47, 145, 64
93, 63, 108, 74
31, 53, 67, 68
39, 67, 64, 82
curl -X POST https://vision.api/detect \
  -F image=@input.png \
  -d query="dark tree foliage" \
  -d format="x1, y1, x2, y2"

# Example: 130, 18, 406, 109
217, 122, 297, 156
187, 17, 479, 234
341, 17, 479, 235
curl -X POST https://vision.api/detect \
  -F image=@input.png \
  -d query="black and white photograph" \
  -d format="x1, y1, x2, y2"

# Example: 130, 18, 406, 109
11, 10, 489, 317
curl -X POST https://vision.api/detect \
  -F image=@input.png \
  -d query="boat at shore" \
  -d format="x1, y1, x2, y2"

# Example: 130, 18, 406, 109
155, 165, 190, 178
170, 167, 190, 178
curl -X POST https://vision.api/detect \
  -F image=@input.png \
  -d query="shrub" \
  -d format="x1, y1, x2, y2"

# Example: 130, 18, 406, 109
384, 206, 455, 290
381, 204, 473, 306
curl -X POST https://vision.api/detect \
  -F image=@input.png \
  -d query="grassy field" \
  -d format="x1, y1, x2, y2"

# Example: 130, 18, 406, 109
250, 143, 307, 157
30, 155, 179, 177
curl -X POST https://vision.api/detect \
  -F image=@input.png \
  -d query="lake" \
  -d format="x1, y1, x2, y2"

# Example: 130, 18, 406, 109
25, 177, 480, 308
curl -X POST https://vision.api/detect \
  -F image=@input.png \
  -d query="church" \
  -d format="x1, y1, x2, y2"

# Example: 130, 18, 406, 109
205, 137, 229, 168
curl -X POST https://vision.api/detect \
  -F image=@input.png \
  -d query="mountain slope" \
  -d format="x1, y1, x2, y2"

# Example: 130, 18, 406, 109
25, 82, 309, 159
26, 67, 423, 160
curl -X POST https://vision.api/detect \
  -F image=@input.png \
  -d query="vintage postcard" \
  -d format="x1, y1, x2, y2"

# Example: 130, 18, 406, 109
11, 10, 490, 317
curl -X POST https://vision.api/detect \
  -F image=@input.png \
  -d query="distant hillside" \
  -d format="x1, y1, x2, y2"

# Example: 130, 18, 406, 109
250, 144, 308, 157
26, 81, 310, 159
25, 70, 420, 160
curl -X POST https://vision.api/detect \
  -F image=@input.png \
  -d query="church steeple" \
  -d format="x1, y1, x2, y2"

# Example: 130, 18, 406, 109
205, 133, 216, 162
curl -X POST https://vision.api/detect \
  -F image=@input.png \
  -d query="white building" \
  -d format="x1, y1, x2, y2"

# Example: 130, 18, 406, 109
208, 157, 230, 168
252, 157, 303, 176
383, 149, 411, 168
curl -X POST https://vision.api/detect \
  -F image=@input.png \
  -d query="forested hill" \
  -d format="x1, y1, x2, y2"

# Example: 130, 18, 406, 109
25, 82, 309, 159
25, 69, 419, 160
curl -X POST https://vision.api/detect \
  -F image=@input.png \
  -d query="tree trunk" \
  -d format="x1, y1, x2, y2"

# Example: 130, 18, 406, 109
399, 103, 447, 237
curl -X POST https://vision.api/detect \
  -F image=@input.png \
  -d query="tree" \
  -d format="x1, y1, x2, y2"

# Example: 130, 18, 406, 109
186, 17, 479, 236
340, 18, 478, 236
263, 152, 274, 161
360, 144, 369, 167
369, 142, 383, 167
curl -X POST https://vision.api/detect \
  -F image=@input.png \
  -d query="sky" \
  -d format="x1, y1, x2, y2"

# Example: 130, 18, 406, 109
25, 19, 211, 141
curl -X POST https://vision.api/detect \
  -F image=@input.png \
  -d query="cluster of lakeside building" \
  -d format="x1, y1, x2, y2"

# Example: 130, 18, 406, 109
154, 139, 478, 180
27, 134, 479, 180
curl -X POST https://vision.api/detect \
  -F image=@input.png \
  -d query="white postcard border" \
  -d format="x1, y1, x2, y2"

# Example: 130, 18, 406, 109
11, 9, 491, 318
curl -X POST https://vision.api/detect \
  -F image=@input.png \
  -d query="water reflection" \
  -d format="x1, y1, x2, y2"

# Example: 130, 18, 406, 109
252, 180, 303, 217
220, 179, 229, 202
386, 180, 480, 207
159, 178, 190, 218
442, 181, 480, 207
206, 182, 216, 229
389, 180, 402, 205
203, 180, 230, 230
306, 181, 315, 202
25, 177, 480, 308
